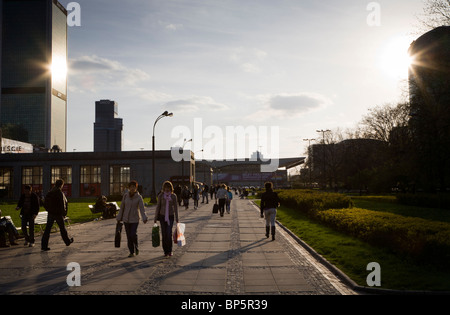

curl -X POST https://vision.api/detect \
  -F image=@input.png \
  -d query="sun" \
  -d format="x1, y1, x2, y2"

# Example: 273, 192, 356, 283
378, 36, 414, 80
50, 57, 68, 82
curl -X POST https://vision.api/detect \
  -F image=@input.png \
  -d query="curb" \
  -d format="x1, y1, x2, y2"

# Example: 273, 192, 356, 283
251, 200, 450, 296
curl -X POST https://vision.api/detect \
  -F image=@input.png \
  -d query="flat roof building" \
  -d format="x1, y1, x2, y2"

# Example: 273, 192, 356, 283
0, 150, 194, 199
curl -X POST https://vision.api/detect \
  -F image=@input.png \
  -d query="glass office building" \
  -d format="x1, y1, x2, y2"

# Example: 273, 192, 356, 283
0, 0, 68, 151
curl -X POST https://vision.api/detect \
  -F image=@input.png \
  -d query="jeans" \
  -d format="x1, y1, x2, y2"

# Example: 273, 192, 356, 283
264, 208, 277, 227
124, 222, 139, 254
159, 215, 174, 255
41, 213, 71, 249
218, 198, 226, 216
21, 215, 35, 244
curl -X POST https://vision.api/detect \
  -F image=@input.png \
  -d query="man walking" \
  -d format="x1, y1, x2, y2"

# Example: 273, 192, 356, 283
16, 185, 40, 247
41, 179, 73, 251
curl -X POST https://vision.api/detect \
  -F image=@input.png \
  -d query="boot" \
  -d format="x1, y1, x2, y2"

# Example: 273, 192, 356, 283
271, 226, 276, 241
265, 226, 270, 238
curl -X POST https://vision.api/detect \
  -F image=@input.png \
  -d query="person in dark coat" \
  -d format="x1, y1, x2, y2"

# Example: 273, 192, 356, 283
16, 185, 41, 247
260, 182, 280, 241
41, 179, 73, 251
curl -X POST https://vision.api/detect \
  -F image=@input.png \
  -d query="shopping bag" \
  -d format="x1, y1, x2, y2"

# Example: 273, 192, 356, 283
114, 221, 123, 248
152, 224, 160, 247
176, 223, 186, 247
173, 227, 178, 244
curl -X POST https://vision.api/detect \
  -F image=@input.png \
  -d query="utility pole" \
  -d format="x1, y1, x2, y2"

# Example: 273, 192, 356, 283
303, 138, 316, 187
316, 129, 331, 189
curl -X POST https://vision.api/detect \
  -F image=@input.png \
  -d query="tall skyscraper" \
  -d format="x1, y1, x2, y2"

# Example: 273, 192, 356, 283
94, 100, 123, 152
0, 0, 68, 151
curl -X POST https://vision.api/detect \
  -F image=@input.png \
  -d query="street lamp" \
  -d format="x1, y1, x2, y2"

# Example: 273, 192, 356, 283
303, 138, 316, 187
316, 129, 330, 189
151, 111, 173, 203
316, 129, 331, 143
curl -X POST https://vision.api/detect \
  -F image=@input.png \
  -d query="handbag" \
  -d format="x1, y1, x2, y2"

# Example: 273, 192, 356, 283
114, 221, 123, 248
115, 207, 124, 248
212, 200, 219, 214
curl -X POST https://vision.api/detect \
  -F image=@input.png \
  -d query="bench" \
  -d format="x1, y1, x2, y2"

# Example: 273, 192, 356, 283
34, 211, 71, 232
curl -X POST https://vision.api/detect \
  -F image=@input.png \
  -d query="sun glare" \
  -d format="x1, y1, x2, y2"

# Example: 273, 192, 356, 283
50, 57, 68, 81
378, 36, 413, 80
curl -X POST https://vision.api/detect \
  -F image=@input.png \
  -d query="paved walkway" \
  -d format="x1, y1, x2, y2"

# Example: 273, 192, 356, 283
0, 198, 356, 295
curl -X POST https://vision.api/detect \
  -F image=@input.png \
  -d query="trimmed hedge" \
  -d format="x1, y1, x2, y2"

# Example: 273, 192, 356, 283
277, 190, 353, 214
314, 208, 450, 263
276, 190, 450, 264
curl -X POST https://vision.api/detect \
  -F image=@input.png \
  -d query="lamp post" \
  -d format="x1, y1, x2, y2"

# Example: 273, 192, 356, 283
151, 111, 173, 203
316, 129, 330, 189
303, 138, 316, 187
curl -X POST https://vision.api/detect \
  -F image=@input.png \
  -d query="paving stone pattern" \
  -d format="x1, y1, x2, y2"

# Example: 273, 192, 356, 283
0, 198, 356, 295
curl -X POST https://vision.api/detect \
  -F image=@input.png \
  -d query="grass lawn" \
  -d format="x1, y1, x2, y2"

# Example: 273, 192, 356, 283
255, 199, 450, 292
1, 197, 155, 229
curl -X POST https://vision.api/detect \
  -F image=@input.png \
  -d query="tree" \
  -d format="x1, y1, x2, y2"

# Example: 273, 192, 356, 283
418, 0, 450, 30
358, 102, 410, 143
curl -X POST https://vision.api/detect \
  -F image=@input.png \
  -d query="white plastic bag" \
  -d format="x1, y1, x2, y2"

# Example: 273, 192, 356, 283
176, 223, 186, 247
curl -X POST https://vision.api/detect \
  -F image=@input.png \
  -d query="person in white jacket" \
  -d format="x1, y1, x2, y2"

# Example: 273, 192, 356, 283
117, 180, 148, 257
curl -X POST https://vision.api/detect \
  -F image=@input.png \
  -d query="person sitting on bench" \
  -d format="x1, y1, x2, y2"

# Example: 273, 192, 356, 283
95, 196, 117, 219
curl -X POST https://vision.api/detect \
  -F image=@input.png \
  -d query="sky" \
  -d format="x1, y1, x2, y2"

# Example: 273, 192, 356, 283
59, 0, 427, 161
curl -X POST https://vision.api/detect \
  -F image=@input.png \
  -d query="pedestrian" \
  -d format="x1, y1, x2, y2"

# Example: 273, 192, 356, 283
181, 186, 190, 210
174, 184, 182, 206
192, 184, 200, 210
260, 182, 280, 241
154, 181, 179, 257
226, 186, 233, 214
116, 180, 148, 257
216, 184, 228, 217
202, 185, 209, 204
16, 185, 40, 247
41, 179, 73, 251
209, 185, 214, 201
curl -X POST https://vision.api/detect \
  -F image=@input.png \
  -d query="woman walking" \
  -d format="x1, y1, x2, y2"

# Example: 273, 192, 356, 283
117, 180, 148, 257
260, 182, 280, 241
154, 181, 179, 257
193, 184, 200, 210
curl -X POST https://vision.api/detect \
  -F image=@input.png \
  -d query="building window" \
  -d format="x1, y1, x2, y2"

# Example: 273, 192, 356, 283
80, 166, 101, 197
110, 166, 130, 196
0, 168, 13, 199
51, 166, 72, 197
51, 166, 72, 184
22, 167, 43, 196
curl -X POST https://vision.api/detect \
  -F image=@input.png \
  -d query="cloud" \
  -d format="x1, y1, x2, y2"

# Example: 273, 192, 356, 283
165, 23, 183, 31
162, 96, 229, 112
68, 55, 150, 91
229, 47, 267, 73
247, 92, 332, 122
268, 93, 331, 114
